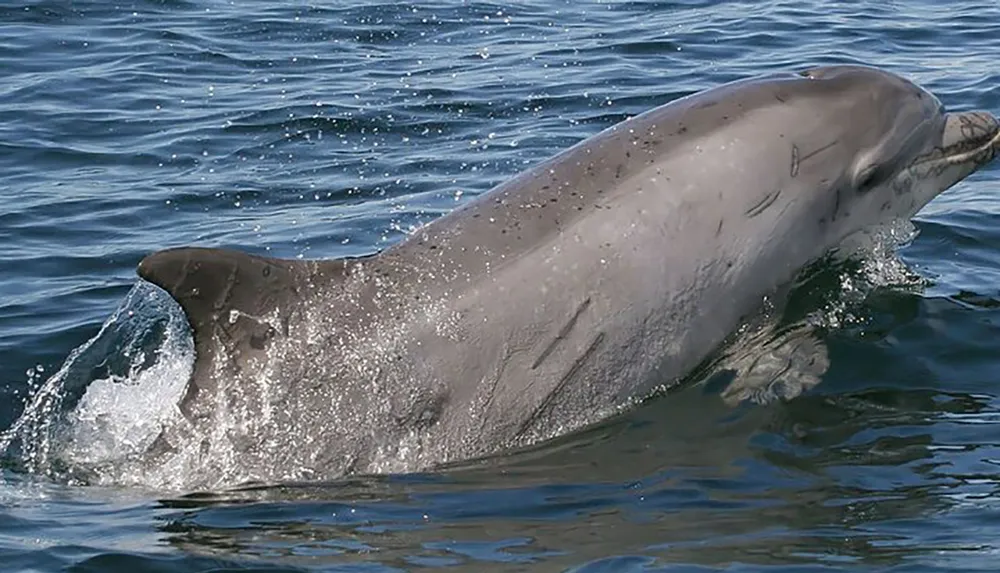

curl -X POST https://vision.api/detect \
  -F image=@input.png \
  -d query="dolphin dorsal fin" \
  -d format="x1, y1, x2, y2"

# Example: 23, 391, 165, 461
137, 247, 310, 338
136, 247, 359, 419
138, 247, 352, 376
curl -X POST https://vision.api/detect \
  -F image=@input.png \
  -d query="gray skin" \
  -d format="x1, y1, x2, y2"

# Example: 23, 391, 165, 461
137, 65, 1000, 487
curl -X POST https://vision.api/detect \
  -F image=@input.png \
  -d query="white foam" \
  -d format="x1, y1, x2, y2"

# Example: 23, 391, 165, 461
60, 344, 191, 470
1, 281, 195, 486
810, 218, 927, 330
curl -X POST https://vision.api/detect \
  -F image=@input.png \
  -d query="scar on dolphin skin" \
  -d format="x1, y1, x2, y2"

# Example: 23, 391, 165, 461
532, 297, 592, 370
517, 331, 606, 440
476, 341, 515, 435
745, 189, 781, 218
959, 112, 996, 140
790, 140, 839, 178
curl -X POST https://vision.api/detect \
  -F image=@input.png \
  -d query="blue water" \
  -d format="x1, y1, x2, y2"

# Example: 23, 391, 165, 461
3, 0, 1000, 571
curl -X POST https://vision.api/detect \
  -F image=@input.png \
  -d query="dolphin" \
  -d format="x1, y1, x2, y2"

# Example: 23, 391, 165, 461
136, 64, 999, 487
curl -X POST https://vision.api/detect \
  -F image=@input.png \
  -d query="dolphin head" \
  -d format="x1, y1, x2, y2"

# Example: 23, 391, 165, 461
890, 108, 1000, 214
790, 65, 999, 238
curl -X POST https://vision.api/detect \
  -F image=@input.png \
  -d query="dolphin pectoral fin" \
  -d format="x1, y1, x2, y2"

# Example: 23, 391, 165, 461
718, 324, 830, 406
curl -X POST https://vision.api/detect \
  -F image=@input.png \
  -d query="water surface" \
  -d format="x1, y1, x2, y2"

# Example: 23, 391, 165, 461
3, 1, 1000, 571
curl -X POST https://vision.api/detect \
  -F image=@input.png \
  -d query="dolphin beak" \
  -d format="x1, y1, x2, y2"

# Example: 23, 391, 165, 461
941, 110, 1000, 161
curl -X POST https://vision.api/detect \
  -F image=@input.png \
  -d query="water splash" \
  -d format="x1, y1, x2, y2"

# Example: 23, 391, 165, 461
700, 218, 928, 405
813, 218, 926, 330
0, 282, 194, 485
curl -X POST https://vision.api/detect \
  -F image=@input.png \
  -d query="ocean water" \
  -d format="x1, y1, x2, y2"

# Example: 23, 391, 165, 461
2, 0, 1000, 571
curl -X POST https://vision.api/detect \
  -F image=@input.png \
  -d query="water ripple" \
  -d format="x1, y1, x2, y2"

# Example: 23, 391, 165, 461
2, 0, 1000, 571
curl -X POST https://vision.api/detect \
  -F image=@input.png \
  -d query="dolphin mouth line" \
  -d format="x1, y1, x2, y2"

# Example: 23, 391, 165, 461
919, 117, 1000, 170
911, 126, 1000, 174
950, 127, 999, 164
949, 133, 998, 165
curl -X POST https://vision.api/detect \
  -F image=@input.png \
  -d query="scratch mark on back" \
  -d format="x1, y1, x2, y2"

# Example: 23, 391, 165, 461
798, 140, 840, 167
745, 189, 781, 218
532, 297, 592, 370
517, 332, 606, 440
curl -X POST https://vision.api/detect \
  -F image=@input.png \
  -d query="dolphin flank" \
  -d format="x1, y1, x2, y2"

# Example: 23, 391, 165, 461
136, 64, 1000, 487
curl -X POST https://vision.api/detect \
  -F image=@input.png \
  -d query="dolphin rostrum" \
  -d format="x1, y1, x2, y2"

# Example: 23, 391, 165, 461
136, 65, 999, 488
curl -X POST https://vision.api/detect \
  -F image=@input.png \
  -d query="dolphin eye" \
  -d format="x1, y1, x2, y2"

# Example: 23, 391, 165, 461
854, 164, 888, 193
